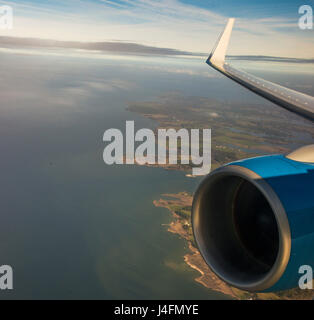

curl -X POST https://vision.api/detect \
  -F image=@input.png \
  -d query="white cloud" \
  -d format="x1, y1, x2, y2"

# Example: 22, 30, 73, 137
0, 0, 313, 58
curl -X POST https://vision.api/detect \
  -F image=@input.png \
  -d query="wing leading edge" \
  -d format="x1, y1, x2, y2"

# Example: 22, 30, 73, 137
207, 19, 314, 122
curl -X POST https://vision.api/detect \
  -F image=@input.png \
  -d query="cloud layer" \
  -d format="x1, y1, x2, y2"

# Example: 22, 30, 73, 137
0, 0, 313, 58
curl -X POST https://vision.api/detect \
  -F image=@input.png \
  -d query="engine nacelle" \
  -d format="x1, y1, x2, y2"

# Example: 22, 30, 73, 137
192, 145, 314, 292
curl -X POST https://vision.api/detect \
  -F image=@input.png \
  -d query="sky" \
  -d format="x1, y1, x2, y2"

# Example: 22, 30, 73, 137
0, 0, 314, 58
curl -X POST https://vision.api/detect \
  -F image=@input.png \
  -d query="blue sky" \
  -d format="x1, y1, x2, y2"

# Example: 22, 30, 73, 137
0, 0, 313, 57
181, 0, 313, 18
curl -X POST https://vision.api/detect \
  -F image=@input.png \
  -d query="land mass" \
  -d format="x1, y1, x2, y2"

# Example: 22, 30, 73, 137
154, 192, 314, 300
128, 92, 314, 174
128, 92, 314, 300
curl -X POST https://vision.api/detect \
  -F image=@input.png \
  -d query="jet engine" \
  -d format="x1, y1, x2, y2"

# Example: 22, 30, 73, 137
192, 145, 314, 292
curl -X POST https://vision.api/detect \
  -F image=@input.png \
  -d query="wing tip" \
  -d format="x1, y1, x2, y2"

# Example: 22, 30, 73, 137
207, 18, 235, 67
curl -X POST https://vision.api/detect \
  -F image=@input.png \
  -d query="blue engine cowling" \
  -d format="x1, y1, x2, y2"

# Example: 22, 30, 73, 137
192, 146, 314, 292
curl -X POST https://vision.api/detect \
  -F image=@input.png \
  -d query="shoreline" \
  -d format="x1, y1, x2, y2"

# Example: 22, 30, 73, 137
154, 192, 314, 300
153, 193, 240, 300
184, 242, 239, 299
127, 94, 314, 300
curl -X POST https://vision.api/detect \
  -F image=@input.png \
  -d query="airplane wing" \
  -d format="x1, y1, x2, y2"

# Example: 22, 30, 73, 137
207, 18, 314, 122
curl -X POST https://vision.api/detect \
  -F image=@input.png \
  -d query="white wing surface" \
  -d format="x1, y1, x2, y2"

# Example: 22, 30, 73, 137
207, 19, 314, 122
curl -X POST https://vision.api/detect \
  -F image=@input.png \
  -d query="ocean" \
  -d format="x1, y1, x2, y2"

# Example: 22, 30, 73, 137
0, 49, 312, 299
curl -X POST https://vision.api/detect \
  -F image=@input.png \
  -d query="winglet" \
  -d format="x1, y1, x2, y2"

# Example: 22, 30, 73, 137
206, 18, 235, 67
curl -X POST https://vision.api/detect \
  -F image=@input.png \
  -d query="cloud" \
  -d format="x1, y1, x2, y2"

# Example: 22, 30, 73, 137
81, 78, 137, 92
134, 64, 218, 78
0, 0, 313, 58
0, 53, 137, 110
0, 36, 195, 56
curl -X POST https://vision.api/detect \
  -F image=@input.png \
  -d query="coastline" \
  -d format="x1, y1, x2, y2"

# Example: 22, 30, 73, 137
127, 93, 314, 300
153, 192, 314, 300
154, 193, 240, 300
